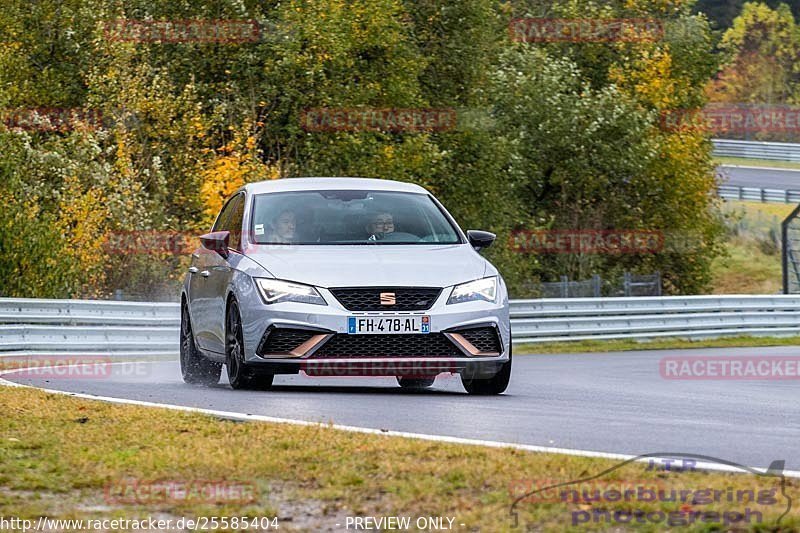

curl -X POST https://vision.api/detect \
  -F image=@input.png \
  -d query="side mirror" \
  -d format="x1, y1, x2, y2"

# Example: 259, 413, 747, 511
467, 230, 496, 251
199, 231, 230, 259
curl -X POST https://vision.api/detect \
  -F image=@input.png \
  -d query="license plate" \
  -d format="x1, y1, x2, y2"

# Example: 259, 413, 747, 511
348, 316, 430, 334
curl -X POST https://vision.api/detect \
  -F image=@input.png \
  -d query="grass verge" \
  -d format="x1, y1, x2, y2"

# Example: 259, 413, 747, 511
711, 237, 782, 294
515, 335, 800, 355
710, 200, 788, 294
716, 156, 800, 171
0, 381, 797, 531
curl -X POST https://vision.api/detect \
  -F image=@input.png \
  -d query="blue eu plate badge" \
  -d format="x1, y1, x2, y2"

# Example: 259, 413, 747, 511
421, 316, 430, 333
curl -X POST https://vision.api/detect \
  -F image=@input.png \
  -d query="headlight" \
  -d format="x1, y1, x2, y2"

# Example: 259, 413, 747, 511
255, 278, 327, 305
447, 276, 497, 305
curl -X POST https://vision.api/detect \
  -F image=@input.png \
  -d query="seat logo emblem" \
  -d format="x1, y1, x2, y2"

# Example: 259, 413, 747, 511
380, 292, 396, 305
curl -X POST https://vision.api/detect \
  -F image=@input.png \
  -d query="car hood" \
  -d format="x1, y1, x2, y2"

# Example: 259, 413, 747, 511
245, 244, 488, 288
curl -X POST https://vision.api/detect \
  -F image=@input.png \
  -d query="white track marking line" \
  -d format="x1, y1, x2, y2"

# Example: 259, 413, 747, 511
2, 362, 799, 478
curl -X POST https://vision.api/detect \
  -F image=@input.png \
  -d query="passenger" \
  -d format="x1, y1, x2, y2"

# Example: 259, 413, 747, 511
265, 209, 296, 243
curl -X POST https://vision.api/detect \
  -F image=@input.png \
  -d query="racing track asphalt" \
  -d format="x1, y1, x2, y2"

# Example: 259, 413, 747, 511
4, 346, 800, 471
718, 165, 800, 190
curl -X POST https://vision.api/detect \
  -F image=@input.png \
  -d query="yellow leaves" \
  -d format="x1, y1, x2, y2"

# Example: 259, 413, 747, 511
199, 149, 282, 227
200, 156, 247, 222
611, 50, 681, 110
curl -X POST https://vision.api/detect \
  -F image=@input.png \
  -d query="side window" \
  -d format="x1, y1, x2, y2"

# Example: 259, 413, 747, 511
227, 194, 245, 251
212, 196, 237, 233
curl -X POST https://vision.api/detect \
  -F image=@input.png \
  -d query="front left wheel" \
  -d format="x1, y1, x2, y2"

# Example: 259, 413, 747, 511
226, 299, 274, 390
180, 303, 222, 385
461, 346, 511, 395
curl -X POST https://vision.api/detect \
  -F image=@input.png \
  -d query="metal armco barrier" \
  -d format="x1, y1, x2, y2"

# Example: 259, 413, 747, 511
718, 184, 800, 204
713, 139, 800, 162
511, 295, 800, 343
2, 295, 800, 354
0, 299, 179, 356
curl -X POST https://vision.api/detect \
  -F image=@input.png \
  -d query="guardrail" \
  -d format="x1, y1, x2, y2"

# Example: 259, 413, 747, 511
511, 295, 800, 343
713, 139, 800, 162
2, 295, 800, 355
0, 299, 179, 356
718, 184, 800, 204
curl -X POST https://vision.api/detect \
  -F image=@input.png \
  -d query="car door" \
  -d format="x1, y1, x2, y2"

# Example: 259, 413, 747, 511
189, 194, 240, 353
205, 193, 245, 354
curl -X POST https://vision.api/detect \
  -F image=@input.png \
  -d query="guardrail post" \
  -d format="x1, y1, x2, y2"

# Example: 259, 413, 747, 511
560, 275, 568, 298
655, 271, 662, 296
592, 274, 601, 297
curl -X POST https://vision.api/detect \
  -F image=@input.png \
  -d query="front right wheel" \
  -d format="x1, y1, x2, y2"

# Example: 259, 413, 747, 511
461, 346, 511, 395
226, 299, 274, 390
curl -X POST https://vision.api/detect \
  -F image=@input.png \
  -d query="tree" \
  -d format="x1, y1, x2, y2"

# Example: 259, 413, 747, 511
709, 2, 799, 105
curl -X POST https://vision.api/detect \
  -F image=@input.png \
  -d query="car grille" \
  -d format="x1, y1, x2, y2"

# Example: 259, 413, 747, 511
329, 287, 442, 311
258, 328, 317, 355
312, 333, 465, 358
456, 326, 502, 353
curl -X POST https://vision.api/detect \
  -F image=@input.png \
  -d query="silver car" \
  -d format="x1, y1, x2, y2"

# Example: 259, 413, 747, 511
180, 177, 511, 394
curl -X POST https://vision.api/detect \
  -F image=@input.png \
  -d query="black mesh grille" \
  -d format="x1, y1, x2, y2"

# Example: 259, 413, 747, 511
313, 333, 464, 358
259, 328, 317, 354
329, 287, 442, 311
457, 327, 502, 353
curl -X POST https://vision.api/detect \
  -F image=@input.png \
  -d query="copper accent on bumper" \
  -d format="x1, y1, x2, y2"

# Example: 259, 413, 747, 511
446, 332, 501, 357
261, 333, 332, 358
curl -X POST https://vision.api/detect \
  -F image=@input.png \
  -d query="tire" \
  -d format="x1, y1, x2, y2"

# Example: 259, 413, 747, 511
226, 299, 274, 390
180, 303, 222, 385
461, 346, 511, 395
396, 376, 435, 389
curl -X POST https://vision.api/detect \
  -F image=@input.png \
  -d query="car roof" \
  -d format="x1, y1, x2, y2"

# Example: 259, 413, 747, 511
242, 177, 429, 195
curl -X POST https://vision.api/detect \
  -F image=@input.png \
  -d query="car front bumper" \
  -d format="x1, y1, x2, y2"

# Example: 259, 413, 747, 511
237, 284, 511, 377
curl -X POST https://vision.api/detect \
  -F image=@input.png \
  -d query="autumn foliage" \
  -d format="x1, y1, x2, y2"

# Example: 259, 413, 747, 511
0, 0, 729, 298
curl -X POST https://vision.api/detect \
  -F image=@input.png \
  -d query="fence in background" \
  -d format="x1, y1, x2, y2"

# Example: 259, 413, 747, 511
537, 272, 661, 298
719, 185, 800, 204
783, 204, 800, 294
2, 295, 800, 355
713, 139, 800, 162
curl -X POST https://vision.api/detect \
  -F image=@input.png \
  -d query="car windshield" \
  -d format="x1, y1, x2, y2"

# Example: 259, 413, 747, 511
250, 190, 461, 245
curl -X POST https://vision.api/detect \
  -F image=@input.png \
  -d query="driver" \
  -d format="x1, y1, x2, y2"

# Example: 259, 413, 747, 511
366, 211, 395, 241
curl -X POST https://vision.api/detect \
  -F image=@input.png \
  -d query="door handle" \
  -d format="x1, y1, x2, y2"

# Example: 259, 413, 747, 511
188, 267, 198, 274
200, 270, 210, 278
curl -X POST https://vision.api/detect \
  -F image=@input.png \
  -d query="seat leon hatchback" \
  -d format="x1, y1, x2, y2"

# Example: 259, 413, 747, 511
180, 177, 511, 394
